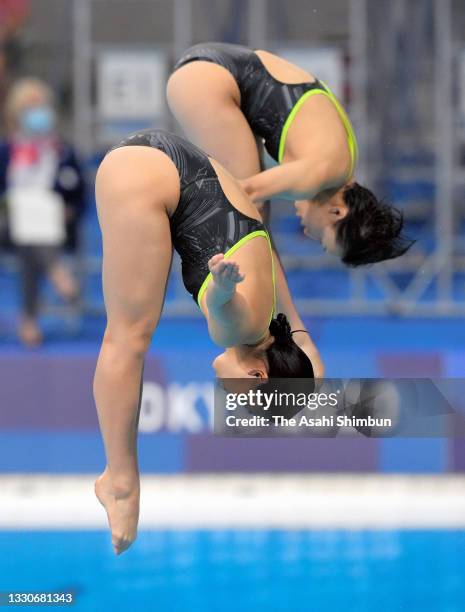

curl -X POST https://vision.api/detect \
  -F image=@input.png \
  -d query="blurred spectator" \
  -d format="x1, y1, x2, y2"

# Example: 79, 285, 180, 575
0, 0, 30, 107
0, 77, 86, 347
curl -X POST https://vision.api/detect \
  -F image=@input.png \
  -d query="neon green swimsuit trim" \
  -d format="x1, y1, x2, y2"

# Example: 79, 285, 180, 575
196, 229, 276, 327
277, 82, 359, 176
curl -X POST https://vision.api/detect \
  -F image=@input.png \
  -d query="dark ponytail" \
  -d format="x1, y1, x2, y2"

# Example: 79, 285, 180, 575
266, 313, 314, 378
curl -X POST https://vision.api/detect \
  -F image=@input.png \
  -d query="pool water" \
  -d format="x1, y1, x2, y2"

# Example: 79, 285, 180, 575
0, 530, 464, 611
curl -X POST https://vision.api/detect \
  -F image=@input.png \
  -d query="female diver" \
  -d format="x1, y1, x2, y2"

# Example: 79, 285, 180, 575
93, 129, 322, 554
167, 42, 413, 266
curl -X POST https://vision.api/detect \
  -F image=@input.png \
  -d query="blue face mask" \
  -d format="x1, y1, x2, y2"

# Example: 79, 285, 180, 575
20, 106, 55, 135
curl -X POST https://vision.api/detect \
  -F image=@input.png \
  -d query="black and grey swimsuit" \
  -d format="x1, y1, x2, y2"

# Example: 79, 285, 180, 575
110, 129, 275, 309
174, 42, 357, 170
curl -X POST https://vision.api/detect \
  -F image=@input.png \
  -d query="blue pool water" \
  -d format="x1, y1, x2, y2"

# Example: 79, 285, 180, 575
0, 530, 464, 611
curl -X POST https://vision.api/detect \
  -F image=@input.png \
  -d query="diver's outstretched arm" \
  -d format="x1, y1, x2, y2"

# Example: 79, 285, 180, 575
240, 158, 338, 203
204, 253, 264, 347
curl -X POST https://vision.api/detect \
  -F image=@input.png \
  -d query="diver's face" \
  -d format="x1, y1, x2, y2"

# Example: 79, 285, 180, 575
212, 350, 267, 379
295, 188, 348, 257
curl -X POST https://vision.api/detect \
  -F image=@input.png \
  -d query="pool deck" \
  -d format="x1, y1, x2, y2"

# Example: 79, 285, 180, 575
1, 474, 464, 529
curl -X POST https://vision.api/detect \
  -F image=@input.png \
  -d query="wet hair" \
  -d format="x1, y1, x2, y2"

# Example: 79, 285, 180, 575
336, 182, 415, 266
265, 313, 314, 378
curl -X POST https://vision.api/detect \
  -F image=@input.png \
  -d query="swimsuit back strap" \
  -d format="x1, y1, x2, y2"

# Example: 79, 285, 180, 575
267, 232, 277, 324
319, 80, 358, 176
278, 83, 359, 177
197, 229, 276, 327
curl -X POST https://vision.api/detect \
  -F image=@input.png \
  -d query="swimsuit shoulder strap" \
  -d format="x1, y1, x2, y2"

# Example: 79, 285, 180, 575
278, 81, 358, 176
197, 229, 276, 333
318, 80, 358, 176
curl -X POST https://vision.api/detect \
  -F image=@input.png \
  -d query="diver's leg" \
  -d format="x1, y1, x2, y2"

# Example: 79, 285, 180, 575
167, 61, 262, 178
167, 60, 275, 223
93, 147, 177, 554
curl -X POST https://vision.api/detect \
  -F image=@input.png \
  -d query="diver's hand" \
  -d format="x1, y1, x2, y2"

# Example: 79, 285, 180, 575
239, 178, 266, 203
205, 254, 252, 346
240, 177, 295, 203
239, 178, 253, 197
208, 254, 244, 296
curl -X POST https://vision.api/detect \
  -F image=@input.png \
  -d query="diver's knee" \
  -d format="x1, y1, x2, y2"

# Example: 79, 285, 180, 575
103, 318, 155, 358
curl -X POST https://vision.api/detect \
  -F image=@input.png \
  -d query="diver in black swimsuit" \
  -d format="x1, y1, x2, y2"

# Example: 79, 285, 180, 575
169, 42, 413, 266
174, 42, 346, 165
93, 129, 318, 555
112, 129, 267, 306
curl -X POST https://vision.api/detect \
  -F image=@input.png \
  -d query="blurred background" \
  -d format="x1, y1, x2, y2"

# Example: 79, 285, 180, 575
0, 1, 464, 610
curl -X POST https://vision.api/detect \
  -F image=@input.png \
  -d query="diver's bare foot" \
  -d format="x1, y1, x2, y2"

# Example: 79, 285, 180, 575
95, 469, 140, 555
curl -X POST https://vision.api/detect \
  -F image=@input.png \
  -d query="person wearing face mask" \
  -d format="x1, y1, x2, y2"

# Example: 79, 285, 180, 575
0, 77, 86, 346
